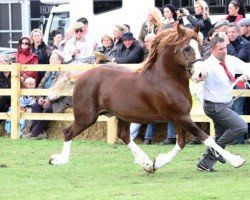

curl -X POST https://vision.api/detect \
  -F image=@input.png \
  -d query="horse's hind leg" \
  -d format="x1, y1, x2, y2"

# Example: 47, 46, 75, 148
117, 119, 155, 173
154, 126, 185, 170
49, 113, 98, 165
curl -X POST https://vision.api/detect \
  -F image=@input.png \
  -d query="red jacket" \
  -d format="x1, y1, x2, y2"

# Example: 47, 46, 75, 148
16, 48, 39, 84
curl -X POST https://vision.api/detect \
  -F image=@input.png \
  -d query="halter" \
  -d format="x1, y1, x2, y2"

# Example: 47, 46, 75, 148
182, 48, 203, 75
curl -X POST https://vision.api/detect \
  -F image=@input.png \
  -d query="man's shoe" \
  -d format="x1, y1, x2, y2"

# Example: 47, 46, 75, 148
143, 139, 151, 145
209, 148, 226, 164
35, 133, 48, 140
160, 138, 176, 145
197, 162, 215, 172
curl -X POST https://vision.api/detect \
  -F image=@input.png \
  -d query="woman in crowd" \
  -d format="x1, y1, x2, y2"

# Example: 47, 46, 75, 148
138, 7, 163, 46
50, 29, 63, 50
163, 4, 177, 26
15, 37, 38, 87
113, 24, 126, 49
181, 0, 213, 39
95, 34, 116, 63
30, 28, 52, 85
23, 50, 72, 140
226, 0, 245, 23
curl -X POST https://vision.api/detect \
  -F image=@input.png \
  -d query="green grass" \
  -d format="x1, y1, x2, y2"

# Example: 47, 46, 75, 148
0, 138, 250, 200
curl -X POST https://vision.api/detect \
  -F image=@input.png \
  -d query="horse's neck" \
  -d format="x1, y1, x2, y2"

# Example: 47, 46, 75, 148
147, 54, 190, 91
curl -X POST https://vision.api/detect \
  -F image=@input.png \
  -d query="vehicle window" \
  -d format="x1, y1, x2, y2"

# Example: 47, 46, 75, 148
93, 0, 122, 15
48, 12, 70, 46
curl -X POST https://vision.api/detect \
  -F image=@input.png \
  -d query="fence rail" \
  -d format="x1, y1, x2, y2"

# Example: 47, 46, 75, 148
1, 63, 250, 143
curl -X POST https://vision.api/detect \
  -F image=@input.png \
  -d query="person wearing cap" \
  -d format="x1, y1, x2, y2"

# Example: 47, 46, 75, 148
238, 18, 250, 41
63, 22, 94, 64
114, 32, 144, 64
214, 19, 230, 33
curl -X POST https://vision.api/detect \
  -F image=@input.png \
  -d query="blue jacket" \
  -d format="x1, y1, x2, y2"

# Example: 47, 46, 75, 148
227, 36, 250, 63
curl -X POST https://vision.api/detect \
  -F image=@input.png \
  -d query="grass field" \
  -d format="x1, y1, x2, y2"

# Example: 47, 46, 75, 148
0, 138, 250, 200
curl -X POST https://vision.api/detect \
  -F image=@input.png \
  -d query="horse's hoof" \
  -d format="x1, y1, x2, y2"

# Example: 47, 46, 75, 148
230, 155, 246, 168
49, 154, 69, 165
142, 159, 156, 174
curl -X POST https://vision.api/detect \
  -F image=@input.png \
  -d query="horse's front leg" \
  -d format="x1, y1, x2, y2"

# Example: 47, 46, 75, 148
154, 128, 185, 170
118, 120, 155, 173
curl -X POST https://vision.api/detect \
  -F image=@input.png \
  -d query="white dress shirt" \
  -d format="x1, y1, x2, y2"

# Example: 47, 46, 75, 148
194, 55, 250, 103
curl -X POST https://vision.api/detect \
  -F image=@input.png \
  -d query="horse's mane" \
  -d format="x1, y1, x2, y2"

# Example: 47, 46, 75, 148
138, 25, 200, 73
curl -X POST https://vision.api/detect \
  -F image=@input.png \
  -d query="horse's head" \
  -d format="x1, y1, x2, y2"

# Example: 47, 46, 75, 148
172, 25, 203, 75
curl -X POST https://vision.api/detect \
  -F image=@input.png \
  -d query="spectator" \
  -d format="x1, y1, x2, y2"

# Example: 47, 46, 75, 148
95, 34, 116, 63
226, 0, 245, 23
76, 17, 98, 51
59, 27, 74, 51
113, 24, 126, 49
227, 23, 250, 144
163, 4, 177, 25
63, 22, 94, 64
138, 7, 163, 47
23, 50, 72, 140
50, 30, 63, 50
115, 32, 144, 64
193, 35, 250, 172
30, 28, 52, 86
123, 24, 130, 33
214, 19, 230, 33
181, 0, 213, 39
0, 55, 11, 120
227, 23, 250, 63
237, 17, 250, 41
15, 37, 38, 87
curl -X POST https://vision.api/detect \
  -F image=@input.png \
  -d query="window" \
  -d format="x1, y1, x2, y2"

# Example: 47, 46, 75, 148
48, 12, 70, 46
93, 0, 122, 15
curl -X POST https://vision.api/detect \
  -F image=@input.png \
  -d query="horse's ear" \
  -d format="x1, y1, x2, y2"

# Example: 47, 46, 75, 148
193, 25, 200, 34
176, 24, 184, 35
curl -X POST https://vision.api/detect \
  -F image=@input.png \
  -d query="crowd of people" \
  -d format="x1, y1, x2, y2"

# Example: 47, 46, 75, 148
0, 0, 250, 149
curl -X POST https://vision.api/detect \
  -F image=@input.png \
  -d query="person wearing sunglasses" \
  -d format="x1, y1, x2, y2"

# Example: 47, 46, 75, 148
63, 22, 95, 64
15, 37, 38, 88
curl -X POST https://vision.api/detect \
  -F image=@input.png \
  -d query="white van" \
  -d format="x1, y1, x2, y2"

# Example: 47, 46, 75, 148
41, 0, 155, 45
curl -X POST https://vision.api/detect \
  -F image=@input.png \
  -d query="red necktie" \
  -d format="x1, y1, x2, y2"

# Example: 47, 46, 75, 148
219, 61, 245, 89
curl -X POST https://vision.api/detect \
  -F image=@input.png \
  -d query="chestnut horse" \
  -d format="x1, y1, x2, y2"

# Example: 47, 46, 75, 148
50, 25, 245, 173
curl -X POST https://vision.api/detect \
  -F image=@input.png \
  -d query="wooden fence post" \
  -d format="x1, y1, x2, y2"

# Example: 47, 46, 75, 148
10, 63, 21, 139
107, 116, 118, 144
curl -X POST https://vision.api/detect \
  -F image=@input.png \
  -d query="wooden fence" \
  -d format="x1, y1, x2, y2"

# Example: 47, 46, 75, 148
1, 63, 250, 143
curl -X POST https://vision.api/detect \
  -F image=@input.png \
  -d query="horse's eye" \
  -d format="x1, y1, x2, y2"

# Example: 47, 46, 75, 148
183, 46, 192, 52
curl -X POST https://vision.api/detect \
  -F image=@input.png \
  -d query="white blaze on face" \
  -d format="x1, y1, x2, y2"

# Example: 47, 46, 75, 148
189, 39, 203, 76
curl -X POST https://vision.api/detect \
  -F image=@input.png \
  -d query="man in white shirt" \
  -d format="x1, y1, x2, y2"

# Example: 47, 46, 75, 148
192, 34, 250, 172
63, 22, 94, 64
